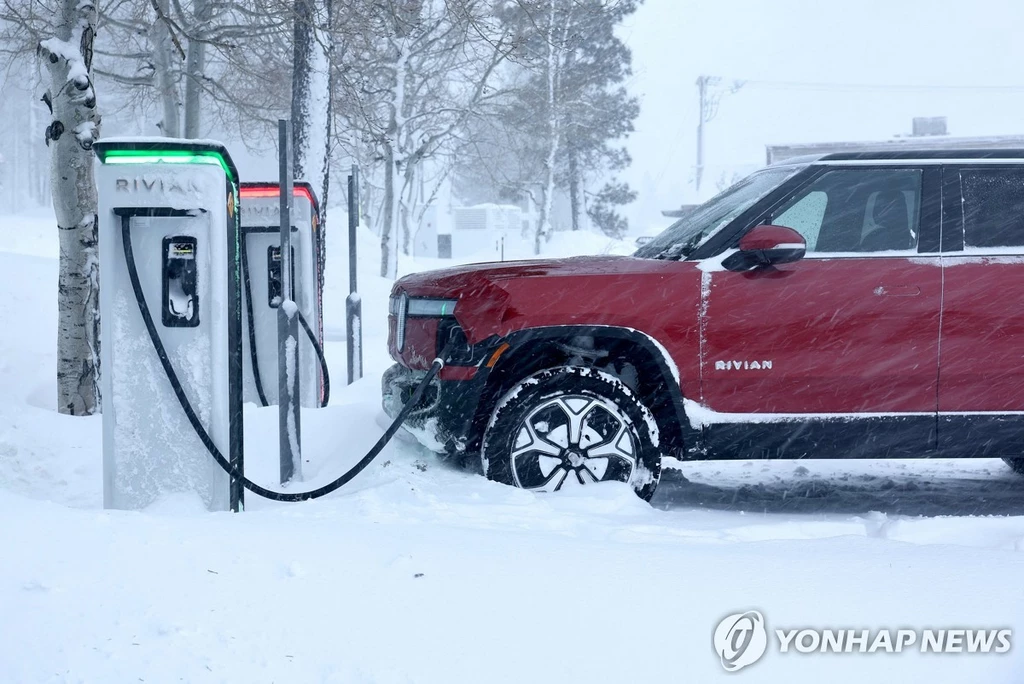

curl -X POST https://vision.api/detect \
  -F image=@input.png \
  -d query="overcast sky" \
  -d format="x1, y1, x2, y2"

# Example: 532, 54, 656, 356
620, 0, 1024, 231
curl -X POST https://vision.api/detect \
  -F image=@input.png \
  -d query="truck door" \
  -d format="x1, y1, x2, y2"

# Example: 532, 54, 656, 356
938, 164, 1024, 455
699, 166, 941, 456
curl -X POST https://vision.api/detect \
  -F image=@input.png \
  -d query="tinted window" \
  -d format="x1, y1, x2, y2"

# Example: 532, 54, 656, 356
961, 169, 1024, 249
771, 168, 922, 254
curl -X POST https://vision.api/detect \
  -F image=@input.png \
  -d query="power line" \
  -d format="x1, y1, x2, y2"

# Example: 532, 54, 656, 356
737, 78, 1024, 94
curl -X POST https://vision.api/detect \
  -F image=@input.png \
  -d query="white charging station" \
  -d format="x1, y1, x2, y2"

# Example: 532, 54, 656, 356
238, 182, 325, 408
95, 138, 243, 512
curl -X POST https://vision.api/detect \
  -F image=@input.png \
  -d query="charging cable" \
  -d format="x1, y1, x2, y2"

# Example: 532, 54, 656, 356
123, 221, 445, 502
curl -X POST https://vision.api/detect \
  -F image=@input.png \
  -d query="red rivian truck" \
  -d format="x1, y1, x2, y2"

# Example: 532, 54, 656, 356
384, 149, 1024, 500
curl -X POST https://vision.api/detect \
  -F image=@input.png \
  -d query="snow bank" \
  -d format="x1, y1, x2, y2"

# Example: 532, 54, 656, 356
2, 210, 1024, 683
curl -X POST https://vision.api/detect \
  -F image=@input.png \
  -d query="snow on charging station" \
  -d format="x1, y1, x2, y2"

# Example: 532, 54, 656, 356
95, 138, 243, 512
238, 182, 325, 408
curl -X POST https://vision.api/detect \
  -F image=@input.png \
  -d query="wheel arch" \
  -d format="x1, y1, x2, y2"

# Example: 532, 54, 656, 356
468, 325, 694, 461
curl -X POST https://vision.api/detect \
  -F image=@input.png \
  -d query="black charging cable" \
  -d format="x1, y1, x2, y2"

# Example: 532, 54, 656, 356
240, 236, 331, 408
124, 221, 446, 502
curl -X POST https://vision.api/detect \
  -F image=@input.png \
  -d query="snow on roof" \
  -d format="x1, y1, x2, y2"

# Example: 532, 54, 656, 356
767, 134, 1024, 164
97, 136, 233, 149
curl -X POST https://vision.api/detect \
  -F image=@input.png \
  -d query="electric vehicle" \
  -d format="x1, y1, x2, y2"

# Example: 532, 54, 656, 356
384, 148, 1024, 500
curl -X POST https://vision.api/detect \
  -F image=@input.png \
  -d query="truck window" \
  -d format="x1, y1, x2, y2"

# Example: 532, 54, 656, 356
772, 168, 921, 254
961, 168, 1024, 249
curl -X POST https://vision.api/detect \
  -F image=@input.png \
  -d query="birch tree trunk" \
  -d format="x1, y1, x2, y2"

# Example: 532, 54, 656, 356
567, 132, 583, 232
39, 0, 101, 415
183, 0, 209, 138
380, 142, 399, 279
152, 0, 181, 138
28, 98, 43, 205
400, 161, 417, 255
379, 34, 409, 279
564, 47, 583, 232
12, 100, 23, 212
291, 0, 333, 293
535, 0, 560, 255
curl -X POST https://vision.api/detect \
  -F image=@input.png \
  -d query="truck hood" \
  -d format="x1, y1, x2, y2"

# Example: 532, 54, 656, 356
393, 255, 684, 345
395, 255, 641, 293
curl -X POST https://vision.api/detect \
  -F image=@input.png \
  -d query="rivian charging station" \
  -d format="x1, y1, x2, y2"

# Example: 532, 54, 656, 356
95, 138, 243, 512
239, 182, 326, 408
94, 131, 446, 511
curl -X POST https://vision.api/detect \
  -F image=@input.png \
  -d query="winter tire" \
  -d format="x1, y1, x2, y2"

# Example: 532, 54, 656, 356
481, 366, 662, 500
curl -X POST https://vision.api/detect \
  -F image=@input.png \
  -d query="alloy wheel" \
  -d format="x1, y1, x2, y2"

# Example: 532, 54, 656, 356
509, 394, 638, 491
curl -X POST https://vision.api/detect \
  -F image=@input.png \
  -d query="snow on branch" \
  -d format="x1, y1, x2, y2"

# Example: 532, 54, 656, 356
37, 0, 98, 149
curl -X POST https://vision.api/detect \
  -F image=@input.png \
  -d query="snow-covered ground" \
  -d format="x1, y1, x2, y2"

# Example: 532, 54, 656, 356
2, 209, 1024, 683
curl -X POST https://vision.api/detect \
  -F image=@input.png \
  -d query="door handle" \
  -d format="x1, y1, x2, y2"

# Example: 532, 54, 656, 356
873, 285, 921, 297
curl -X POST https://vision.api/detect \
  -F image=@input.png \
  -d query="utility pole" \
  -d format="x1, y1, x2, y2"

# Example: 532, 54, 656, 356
695, 75, 709, 194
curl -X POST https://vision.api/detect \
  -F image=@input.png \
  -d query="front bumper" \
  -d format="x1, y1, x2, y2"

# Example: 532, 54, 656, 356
382, 363, 487, 454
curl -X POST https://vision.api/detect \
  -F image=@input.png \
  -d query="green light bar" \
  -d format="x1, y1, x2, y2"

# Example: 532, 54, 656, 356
101, 149, 235, 184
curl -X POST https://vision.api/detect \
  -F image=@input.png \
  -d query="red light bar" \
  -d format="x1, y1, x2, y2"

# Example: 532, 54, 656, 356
240, 185, 316, 205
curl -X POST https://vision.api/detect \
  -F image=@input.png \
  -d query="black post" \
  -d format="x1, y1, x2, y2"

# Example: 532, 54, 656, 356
348, 165, 358, 296
278, 119, 302, 483
227, 183, 244, 512
346, 164, 362, 384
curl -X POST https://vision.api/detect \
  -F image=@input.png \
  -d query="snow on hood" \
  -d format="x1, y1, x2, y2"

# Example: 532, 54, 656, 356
395, 254, 635, 292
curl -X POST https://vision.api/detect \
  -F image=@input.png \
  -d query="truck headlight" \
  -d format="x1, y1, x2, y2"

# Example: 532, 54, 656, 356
391, 294, 457, 353
406, 297, 458, 317
395, 293, 408, 350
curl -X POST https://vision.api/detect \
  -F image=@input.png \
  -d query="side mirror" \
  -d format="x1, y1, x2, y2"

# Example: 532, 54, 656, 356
725, 225, 806, 271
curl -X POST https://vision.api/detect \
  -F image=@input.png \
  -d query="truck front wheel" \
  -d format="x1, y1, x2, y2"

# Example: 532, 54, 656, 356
481, 366, 662, 500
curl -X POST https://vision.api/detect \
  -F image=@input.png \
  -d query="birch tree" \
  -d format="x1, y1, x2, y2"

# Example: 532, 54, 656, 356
454, 0, 641, 248
93, 0, 289, 140
536, 0, 567, 252
335, 0, 512, 278
292, 0, 332, 288
557, 0, 639, 235
0, 0, 293, 416
151, 0, 183, 136
39, 0, 101, 414
87, 0, 183, 136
